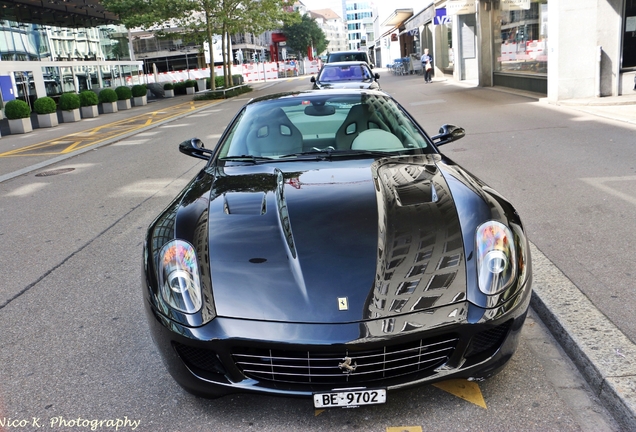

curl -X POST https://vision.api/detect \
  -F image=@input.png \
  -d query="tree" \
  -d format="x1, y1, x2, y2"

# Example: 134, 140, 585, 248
282, 13, 327, 60
102, 0, 298, 89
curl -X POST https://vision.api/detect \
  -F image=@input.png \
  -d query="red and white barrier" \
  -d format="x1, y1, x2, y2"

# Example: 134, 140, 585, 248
141, 59, 322, 85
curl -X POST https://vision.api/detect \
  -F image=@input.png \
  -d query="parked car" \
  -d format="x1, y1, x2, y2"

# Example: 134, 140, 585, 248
327, 50, 374, 68
311, 61, 380, 90
142, 89, 533, 407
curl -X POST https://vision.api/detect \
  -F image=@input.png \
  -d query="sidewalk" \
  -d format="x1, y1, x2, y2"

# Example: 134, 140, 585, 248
507, 91, 636, 429
553, 94, 636, 125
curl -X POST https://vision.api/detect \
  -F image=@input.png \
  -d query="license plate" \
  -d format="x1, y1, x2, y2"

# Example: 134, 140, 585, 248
313, 388, 386, 408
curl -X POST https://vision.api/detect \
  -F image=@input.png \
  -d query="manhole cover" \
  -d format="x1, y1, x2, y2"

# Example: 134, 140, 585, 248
35, 168, 75, 177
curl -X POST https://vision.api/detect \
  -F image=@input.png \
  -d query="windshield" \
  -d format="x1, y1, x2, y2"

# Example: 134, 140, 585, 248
217, 92, 435, 160
328, 52, 368, 63
318, 64, 373, 82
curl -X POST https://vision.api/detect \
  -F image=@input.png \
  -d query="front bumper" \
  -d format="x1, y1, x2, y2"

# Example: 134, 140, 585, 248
144, 275, 532, 399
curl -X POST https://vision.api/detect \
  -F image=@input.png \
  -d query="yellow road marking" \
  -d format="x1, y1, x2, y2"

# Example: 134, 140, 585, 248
0, 100, 219, 158
432, 379, 487, 409
62, 141, 83, 154
387, 427, 422, 432
314, 409, 325, 416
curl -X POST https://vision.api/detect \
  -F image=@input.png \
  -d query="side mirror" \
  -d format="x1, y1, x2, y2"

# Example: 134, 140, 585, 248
431, 124, 465, 146
179, 138, 214, 160
310, 76, 316, 83
374, 73, 380, 80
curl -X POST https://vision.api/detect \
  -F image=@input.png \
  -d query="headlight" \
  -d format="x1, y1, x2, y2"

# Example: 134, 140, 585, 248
476, 221, 517, 295
158, 240, 202, 314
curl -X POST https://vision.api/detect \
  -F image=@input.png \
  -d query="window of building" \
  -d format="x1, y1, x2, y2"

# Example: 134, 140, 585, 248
623, 0, 636, 69
493, 0, 547, 75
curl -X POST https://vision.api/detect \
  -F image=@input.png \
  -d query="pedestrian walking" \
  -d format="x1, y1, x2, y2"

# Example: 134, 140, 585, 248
421, 48, 433, 83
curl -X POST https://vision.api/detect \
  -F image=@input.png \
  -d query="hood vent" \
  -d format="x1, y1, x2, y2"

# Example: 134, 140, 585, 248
394, 182, 438, 206
222, 192, 267, 215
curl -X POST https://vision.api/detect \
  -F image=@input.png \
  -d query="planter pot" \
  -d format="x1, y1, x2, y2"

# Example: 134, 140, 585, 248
133, 95, 147, 106
8, 118, 33, 134
62, 109, 81, 123
81, 105, 99, 118
196, 79, 207, 91
101, 101, 118, 114
164, 89, 174, 98
37, 112, 58, 128
117, 99, 131, 110
186, 87, 195, 95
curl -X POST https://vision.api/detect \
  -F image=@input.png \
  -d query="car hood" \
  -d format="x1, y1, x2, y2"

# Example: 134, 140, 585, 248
207, 155, 467, 324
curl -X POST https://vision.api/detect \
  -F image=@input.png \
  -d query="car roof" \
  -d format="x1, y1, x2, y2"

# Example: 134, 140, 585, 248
246, 89, 389, 105
322, 61, 369, 67
328, 50, 368, 56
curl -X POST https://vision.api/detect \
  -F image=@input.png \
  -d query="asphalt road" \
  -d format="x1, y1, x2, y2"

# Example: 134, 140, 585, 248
0, 74, 622, 431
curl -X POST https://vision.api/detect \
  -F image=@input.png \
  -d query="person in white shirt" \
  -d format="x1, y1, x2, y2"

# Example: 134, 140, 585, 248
421, 48, 433, 83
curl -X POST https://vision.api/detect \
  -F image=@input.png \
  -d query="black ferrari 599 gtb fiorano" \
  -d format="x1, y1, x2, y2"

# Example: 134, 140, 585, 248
142, 89, 532, 408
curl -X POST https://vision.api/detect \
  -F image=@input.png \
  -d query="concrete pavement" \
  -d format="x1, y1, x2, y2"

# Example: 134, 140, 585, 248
1, 81, 636, 429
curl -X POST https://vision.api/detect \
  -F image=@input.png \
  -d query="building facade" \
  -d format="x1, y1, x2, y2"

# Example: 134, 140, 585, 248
345, 1, 377, 53
309, 9, 348, 56
377, 0, 635, 101
1, 21, 141, 103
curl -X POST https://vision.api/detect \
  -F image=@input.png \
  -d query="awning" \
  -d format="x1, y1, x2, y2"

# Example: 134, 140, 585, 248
403, 3, 436, 33
380, 9, 413, 28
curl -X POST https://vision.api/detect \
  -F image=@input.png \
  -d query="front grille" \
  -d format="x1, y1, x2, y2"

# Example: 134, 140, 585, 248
232, 336, 458, 385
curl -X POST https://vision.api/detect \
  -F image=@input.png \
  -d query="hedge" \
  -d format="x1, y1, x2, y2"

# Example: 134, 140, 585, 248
33, 97, 57, 115
131, 84, 147, 97
98, 88, 118, 103
115, 86, 132, 100
4, 100, 31, 119
59, 93, 81, 111
193, 85, 252, 101
79, 90, 98, 107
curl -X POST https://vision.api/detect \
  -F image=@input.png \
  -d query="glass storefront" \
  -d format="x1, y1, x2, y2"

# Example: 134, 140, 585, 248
438, 21, 453, 73
623, 0, 636, 69
493, 0, 548, 75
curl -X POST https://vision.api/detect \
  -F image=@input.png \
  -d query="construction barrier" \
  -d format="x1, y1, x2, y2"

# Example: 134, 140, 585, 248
141, 59, 322, 84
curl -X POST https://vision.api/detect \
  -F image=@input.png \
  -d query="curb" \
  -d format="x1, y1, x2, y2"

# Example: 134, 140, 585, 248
529, 243, 636, 430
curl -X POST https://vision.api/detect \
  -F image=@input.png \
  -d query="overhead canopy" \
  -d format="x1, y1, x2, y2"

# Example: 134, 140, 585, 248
0, 0, 119, 28
380, 9, 413, 28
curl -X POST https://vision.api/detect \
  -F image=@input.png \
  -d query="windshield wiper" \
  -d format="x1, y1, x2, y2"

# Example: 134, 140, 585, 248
328, 149, 399, 158
279, 147, 336, 159
219, 155, 274, 164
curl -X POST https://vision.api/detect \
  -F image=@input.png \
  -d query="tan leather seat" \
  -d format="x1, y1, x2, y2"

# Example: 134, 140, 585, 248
245, 108, 303, 156
335, 104, 372, 149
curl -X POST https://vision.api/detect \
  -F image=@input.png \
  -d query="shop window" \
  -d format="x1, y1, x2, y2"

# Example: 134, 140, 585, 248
623, 0, 636, 69
493, 0, 547, 75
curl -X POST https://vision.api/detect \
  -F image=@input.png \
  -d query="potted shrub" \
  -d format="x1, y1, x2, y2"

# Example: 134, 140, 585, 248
4, 100, 33, 134
163, 83, 174, 98
132, 84, 147, 106
185, 80, 196, 95
98, 88, 118, 114
115, 86, 132, 110
33, 96, 58, 128
59, 93, 81, 122
79, 90, 99, 118
196, 77, 207, 92
173, 81, 187, 95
